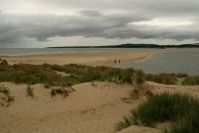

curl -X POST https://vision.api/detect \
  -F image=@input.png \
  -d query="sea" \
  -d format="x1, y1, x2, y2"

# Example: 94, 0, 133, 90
115, 48, 199, 75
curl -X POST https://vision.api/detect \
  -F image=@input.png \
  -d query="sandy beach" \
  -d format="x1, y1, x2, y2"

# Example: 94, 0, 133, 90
4, 50, 156, 66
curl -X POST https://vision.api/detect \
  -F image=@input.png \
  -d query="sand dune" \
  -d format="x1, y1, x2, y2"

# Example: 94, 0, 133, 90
0, 82, 136, 133
0, 81, 199, 133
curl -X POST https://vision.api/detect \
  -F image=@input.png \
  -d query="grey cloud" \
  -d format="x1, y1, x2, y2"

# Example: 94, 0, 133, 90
0, 11, 152, 43
80, 10, 102, 16
31, 0, 199, 17
0, 6, 199, 45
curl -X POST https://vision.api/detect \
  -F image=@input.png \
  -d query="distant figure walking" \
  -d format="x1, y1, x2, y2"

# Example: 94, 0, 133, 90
113, 59, 121, 64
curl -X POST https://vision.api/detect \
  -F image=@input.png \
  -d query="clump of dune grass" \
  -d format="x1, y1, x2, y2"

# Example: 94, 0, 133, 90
0, 85, 10, 95
116, 93, 199, 133
0, 58, 8, 65
50, 87, 70, 99
116, 116, 133, 131
145, 73, 178, 85
182, 76, 199, 85
26, 85, 34, 98
131, 93, 196, 126
0, 85, 14, 106
168, 108, 199, 133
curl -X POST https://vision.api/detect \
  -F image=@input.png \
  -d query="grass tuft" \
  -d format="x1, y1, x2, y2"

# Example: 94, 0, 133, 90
0, 85, 14, 106
0, 85, 10, 95
51, 87, 69, 99
26, 85, 34, 98
116, 116, 134, 131
116, 93, 199, 133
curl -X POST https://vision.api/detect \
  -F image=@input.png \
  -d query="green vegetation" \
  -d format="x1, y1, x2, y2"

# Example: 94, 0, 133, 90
145, 73, 178, 85
131, 93, 197, 126
169, 109, 199, 133
0, 85, 14, 106
0, 60, 198, 86
182, 76, 199, 85
26, 85, 34, 98
51, 88, 70, 99
116, 116, 134, 131
116, 93, 199, 133
0, 85, 10, 95
0, 63, 136, 86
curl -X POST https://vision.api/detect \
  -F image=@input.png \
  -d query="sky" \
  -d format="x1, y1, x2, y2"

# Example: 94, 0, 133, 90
0, 0, 199, 48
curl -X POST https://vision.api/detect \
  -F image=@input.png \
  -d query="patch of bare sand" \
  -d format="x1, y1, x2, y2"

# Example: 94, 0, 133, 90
4, 50, 156, 66
0, 82, 139, 133
117, 125, 161, 133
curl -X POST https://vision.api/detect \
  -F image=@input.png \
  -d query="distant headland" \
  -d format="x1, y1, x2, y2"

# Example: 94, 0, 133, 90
48, 43, 199, 48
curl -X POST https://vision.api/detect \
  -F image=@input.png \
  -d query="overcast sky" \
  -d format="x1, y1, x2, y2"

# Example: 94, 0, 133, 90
0, 0, 199, 48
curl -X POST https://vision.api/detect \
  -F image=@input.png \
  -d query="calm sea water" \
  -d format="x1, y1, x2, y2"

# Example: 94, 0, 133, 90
116, 49, 199, 75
